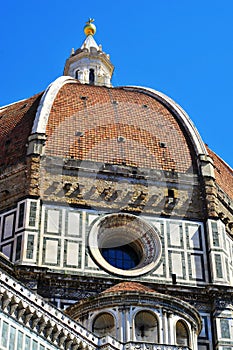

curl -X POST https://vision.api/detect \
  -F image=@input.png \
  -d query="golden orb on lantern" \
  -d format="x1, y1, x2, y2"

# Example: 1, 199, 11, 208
84, 18, 96, 36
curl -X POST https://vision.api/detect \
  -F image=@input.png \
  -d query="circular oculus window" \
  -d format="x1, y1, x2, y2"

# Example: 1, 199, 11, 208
88, 213, 162, 277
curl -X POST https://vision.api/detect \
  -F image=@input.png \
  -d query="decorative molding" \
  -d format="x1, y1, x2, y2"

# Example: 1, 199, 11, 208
31, 76, 78, 134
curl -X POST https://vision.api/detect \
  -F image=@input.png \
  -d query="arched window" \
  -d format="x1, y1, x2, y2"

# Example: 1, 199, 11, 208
89, 68, 95, 84
92, 312, 115, 337
75, 70, 79, 79
135, 311, 158, 342
101, 244, 140, 270
176, 320, 189, 346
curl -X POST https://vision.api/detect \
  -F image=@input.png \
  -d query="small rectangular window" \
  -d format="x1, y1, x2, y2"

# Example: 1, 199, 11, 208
168, 189, 175, 198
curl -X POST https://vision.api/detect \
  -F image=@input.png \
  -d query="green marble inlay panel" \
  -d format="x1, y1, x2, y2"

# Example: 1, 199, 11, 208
18, 202, 25, 228
15, 235, 22, 261
211, 221, 220, 247
215, 254, 223, 278
26, 234, 35, 259
220, 319, 230, 339
29, 201, 37, 227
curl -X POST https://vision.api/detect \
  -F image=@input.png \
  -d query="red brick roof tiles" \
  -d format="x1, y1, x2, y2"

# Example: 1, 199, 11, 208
207, 146, 233, 199
0, 93, 42, 168
101, 282, 155, 294
45, 84, 196, 173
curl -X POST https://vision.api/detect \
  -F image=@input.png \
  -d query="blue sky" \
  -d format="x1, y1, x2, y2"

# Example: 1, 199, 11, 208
0, 0, 232, 167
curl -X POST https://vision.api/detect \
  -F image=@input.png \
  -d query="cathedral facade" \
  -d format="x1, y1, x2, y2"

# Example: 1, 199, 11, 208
0, 20, 233, 350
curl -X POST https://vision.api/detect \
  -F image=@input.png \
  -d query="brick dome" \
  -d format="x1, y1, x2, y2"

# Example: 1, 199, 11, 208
43, 83, 196, 173
0, 76, 232, 203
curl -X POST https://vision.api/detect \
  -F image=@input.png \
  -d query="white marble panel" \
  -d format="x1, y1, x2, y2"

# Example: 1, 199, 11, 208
188, 225, 201, 249
171, 252, 183, 277
45, 240, 58, 264
47, 210, 60, 233
66, 242, 79, 265
67, 212, 80, 235
87, 255, 98, 268
169, 223, 181, 246
88, 214, 98, 226
191, 254, 204, 280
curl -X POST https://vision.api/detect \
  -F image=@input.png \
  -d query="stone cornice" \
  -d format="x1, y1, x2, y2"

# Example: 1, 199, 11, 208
67, 289, 202, 334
